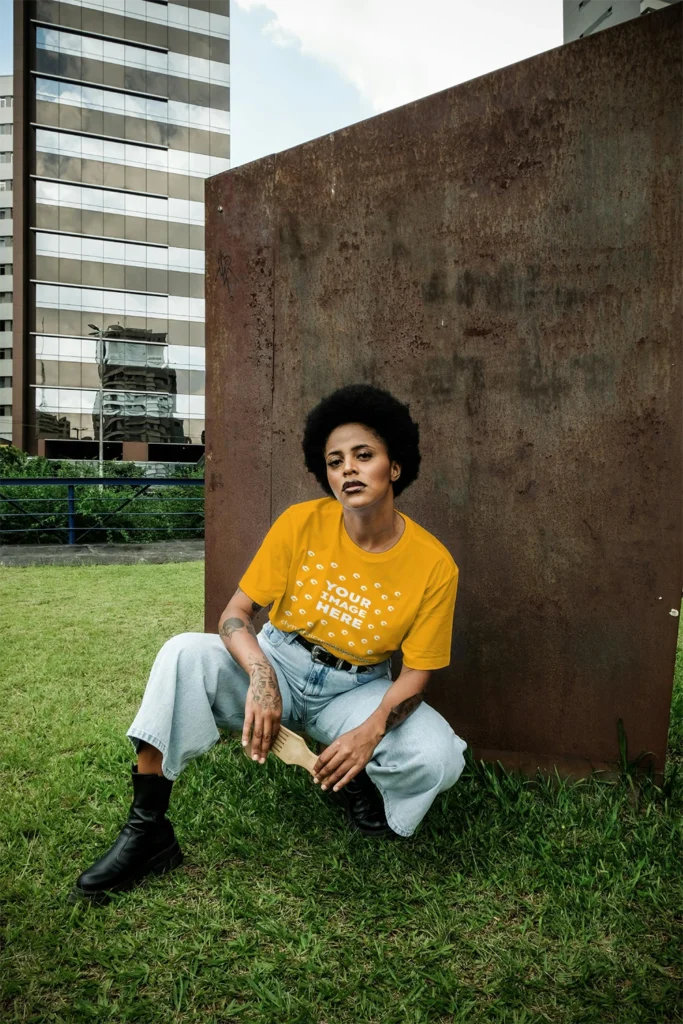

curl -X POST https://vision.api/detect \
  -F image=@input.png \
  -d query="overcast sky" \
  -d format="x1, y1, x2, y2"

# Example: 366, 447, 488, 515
0, 0, 564, 166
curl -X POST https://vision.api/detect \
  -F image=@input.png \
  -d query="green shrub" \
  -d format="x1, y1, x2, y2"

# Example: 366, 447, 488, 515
0, 453, 204, 544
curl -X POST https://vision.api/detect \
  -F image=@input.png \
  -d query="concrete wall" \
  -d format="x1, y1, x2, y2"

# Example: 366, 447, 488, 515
204, 7, 682, 777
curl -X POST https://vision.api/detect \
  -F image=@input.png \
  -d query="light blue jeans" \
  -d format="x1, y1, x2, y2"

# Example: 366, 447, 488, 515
127, 620, 467, 837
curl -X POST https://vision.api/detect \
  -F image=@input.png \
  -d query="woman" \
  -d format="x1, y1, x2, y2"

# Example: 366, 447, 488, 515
71, 383, 467, 901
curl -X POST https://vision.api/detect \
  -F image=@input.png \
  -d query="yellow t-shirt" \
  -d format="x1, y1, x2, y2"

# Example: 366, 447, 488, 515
239, 497, 458, 670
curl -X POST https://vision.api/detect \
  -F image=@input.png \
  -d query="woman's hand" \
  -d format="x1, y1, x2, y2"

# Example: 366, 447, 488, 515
242, 656, 283, 763
313, 725, 382, 792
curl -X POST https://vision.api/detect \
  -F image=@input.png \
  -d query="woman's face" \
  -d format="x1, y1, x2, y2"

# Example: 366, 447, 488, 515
324, 422, 401, 508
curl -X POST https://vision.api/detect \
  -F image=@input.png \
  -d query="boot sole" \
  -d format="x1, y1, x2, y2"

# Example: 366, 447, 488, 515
68, 842, 184, 905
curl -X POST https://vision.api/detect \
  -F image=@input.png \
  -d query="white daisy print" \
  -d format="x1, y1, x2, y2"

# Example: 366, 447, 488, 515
374, 635, 381, 640
381, 621, 387, 626
296, 581, 303, 587
361, 585, 367, 591
316, 564, 324, 570
290, 595, 298, 601
353, 573, 360, 579
374, 583, 381, 589
331, 562, 338, 568
307, 621, 313, 627
302, 565, 309, 572
361, 639, 367, 644
381, 594, 388, 600
388, 606, 394, 612
285, 611, 292, 617
321, 619, 328, 625
374, 610, 381, 616
395, 591, 401, 597
328, 632, 335, 637
368, 649, 374, 654
304, 594, 312, 600
348, 642, 355, 647
341, 630, 348, 635
311, 579, 318, 585
308, 551, 315, 556
339, 575, 346, 581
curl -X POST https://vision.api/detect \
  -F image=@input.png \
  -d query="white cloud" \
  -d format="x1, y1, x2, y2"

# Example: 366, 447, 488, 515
234, 0, 562, 113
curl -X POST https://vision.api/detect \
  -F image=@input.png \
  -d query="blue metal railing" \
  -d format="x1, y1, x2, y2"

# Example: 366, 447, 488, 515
0, 478, 204, 545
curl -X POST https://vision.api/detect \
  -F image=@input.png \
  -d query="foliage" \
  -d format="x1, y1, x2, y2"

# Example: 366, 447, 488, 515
0, 455, 204, 544
0, 564, 681, 1024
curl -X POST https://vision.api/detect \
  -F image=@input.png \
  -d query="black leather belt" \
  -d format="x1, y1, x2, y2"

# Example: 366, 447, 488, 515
293, 632, 369, 672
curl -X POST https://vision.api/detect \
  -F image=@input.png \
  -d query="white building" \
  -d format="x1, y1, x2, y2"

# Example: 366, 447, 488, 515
563, 0, 681, 42
0, 75, 12, 443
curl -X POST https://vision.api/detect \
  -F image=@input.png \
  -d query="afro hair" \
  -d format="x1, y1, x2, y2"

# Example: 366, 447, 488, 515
302, 383, 421, 499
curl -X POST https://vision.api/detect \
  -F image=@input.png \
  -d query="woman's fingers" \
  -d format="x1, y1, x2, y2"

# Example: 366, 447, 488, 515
319, 754, 356, 790
249, 709, 281, 763
251, 712, 265, 762
328, 765, 361, 792
242, 702, 254, 751
315, 748, 347, 783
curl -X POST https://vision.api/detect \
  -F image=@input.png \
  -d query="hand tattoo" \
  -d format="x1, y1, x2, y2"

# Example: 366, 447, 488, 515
247, 657, 282, 712
385, 693, 424, 731
235, 587, 264, 613
219, 616, 256, 641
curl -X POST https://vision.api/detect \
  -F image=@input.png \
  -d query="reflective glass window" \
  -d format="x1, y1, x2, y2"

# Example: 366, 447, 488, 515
37, 27, 230, 84
36, 284, 204, 323
35, 180, 205, 225
36, 129, 231, 179
35, 334, 206, 373
36, 78, 171, 125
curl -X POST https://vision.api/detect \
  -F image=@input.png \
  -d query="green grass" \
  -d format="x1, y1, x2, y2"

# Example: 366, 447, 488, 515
1, 563, 681, 1024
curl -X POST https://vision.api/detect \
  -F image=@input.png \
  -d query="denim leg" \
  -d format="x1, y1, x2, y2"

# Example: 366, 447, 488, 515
306, 680, 467, 837
126, 631, 295, 781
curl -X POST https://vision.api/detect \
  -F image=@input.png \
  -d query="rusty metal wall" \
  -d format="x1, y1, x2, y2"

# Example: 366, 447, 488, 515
205, 7, 682, 776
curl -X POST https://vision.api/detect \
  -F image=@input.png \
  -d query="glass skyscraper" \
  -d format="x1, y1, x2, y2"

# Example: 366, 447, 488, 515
563, 0, 681, 42
12, 0, 230, 463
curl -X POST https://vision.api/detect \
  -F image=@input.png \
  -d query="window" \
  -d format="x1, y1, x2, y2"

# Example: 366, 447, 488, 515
0, 265, 12, 275
0, 237, 12, 246
0, 348, 12, 358
0, 376, 11, 387
0, 154, 12, 164
0, 124, 12, 135
0, 96, 12, 108
0, 405, 11, 415
0, 292, 11, 302
0, 181, 11, 191
0, 319, 12, 330
0, 209, 12, 219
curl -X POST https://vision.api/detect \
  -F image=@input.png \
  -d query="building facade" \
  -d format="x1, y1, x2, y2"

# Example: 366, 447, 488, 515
563, 0, 681, 42
12, 0, 230, 463
0, 76, 13, 443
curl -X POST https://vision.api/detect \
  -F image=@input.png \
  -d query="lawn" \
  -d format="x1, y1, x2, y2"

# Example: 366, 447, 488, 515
1, 563, 681, 1024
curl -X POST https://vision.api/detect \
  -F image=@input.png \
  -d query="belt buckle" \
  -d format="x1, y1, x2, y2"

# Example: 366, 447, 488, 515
310, 644, 329, 665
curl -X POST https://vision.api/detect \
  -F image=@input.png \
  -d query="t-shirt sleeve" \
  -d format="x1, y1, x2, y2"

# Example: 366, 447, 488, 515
400, 559, 459, 670
238, 507, 293, 608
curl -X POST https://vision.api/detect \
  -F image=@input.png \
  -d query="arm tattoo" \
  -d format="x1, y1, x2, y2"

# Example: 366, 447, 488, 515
219, 616, 257, 642
384, 693, 424, 731
247, 656, 282, 712
236, 587, 264, 614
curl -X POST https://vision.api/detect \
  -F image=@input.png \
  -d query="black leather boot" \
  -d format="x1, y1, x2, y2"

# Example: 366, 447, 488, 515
328, 768, 398, 838
70, 766, 183, 902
